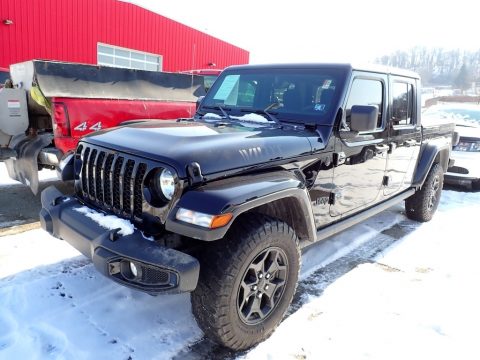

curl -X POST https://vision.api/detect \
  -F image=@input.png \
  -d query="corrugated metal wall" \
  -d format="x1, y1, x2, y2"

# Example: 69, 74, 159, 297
0, 0, 249, 71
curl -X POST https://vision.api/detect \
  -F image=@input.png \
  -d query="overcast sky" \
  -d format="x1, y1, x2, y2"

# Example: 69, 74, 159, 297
126, 0, 478, 64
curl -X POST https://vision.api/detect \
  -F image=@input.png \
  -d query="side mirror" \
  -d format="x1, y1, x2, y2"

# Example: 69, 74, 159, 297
196, 96, 205, 111
350, 105, 378, 132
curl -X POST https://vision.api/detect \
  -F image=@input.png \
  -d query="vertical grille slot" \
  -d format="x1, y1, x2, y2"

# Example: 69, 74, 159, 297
81, 147, 90, 194
88, 149, 98, 199
134, 163, 147, 218
112, 156, 124, 211
95, 151, 106, 202
103, 154, 115, 207
123, 160, 135, 214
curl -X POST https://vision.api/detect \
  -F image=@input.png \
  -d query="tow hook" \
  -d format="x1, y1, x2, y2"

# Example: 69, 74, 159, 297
109, 228, 122, 242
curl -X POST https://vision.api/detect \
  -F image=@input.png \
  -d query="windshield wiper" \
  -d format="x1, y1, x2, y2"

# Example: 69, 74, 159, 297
202, 105, 233, 121
240, 103, 281, 124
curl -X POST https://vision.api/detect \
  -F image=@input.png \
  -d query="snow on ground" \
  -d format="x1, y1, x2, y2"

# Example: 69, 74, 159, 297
0, 230, 202, 360
0, 185, 479, 359
243, 190, 480, 360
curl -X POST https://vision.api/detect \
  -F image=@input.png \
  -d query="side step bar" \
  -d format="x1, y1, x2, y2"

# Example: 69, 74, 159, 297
316, 189, 415, 242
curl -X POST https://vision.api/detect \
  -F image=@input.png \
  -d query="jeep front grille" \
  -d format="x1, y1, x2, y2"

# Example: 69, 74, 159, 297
77, 145, 147, 221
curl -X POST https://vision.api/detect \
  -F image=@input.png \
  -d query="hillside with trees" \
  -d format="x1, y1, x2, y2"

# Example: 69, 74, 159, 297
375, 47, 480, 88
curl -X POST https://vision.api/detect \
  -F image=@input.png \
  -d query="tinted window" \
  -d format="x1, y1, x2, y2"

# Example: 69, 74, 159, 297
345, 78, 384, 129
0, 71, 9, 84
392, 82, 414, 126
202, 75, 218, 92
204, 68, 349, 124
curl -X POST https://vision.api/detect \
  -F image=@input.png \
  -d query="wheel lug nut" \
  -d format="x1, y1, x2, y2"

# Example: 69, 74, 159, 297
264, 285, 269, 290
257, 293, 262, 298
265, 273, 271, 279
258, 273, 263, 279
252, 285, 258, 291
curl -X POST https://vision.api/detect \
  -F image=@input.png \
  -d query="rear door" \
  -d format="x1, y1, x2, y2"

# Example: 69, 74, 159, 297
384, 77, 421, 196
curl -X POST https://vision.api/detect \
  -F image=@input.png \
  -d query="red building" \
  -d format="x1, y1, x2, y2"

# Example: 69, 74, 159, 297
0, 0, 249, 71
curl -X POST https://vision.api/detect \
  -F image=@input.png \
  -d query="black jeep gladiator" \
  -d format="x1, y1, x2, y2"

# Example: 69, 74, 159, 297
40, 64, 455, 350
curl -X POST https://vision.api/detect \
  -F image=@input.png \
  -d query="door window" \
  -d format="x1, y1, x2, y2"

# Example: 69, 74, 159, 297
345, 78, 384, 129
392, 82, 414, 126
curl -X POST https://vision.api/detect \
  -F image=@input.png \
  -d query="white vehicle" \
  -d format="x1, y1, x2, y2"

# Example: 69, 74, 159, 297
424, 103, 480, 189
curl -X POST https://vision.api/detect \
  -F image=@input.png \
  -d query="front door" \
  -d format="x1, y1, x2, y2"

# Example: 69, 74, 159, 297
330, 73, 389, 217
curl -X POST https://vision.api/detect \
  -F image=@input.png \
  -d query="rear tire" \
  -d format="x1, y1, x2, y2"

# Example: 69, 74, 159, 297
191, 213, 300, 350
405, 163, 444, 222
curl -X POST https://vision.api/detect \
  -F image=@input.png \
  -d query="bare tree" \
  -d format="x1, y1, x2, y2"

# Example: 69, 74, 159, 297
376, 47, 480, 86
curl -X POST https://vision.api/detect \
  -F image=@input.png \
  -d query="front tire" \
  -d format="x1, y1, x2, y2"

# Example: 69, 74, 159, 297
191, 213, 300, 350
405, 163, 444, 222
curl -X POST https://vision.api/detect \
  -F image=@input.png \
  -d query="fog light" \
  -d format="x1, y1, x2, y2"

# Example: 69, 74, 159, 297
130, 262, 138, 277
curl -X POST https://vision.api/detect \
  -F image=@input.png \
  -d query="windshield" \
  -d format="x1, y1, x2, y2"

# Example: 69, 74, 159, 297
202, 75, 218, 92
199, 67, 348, 125
423, 103, 480, 127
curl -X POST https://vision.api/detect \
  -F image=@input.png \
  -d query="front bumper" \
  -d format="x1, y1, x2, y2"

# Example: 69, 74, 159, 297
445, 151, 480, 186
40, 186, 199, 295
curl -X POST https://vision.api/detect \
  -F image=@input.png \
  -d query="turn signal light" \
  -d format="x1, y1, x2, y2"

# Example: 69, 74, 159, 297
210, 213, 233, 229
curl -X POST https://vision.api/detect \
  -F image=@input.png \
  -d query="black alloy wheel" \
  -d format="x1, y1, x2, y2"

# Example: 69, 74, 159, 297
237, 247, 288, 325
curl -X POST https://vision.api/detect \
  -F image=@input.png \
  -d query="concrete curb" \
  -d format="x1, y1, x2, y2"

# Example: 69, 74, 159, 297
0, 222, 41, 237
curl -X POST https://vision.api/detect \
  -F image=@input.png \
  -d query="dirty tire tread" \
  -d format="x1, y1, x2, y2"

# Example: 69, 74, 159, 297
405, 163, 444, 222
191, 213, 300, 351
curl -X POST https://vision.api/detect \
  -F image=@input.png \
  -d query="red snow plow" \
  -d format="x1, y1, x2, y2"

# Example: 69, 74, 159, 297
0, 60, 206, 193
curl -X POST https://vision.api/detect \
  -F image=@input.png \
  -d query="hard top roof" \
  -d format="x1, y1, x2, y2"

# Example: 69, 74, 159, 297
224, 63, 420, 79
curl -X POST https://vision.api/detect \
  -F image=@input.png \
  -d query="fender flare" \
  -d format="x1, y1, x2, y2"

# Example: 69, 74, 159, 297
165, 171, 316, 242
412, 137, 451, 188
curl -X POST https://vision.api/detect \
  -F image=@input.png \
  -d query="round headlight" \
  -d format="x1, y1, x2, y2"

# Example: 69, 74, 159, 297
155, 168, 175, 201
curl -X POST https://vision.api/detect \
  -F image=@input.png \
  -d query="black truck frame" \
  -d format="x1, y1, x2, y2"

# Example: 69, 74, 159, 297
40, 63, 454, 350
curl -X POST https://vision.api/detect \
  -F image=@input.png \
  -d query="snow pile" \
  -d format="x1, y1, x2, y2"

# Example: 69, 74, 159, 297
423, 102, 480, 127
74, 206, 134, 236
202, 111, 271, 127
202, 112, 222, 120
232, 113, 270, 123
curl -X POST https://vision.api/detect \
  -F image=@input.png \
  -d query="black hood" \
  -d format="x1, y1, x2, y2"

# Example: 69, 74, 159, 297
83, 120, 318, 178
